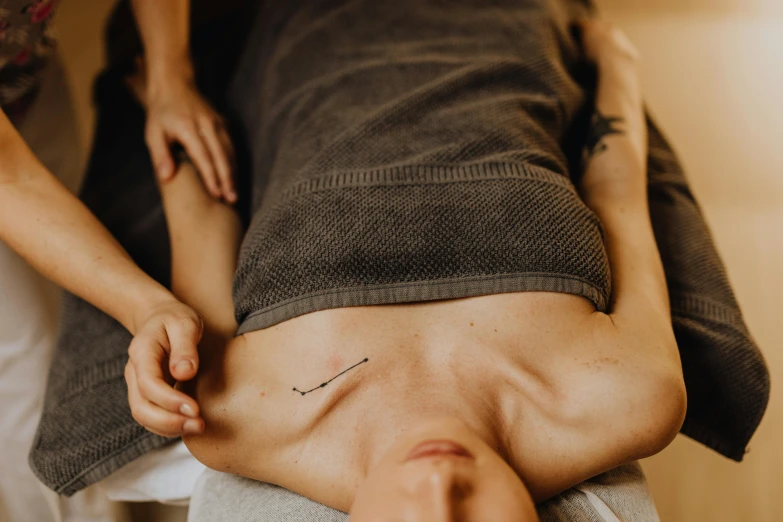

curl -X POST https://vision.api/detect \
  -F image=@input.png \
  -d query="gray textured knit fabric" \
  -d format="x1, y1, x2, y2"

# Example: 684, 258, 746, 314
230, 0, 611, 333
539, 463, 659, 522
187, 463, 658, 522
30, 0, 769, 499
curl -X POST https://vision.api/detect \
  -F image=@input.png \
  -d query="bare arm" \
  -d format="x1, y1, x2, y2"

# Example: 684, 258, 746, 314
159, 159, 241, 338
578, 20, 685, 437
578, 17, 685, 455
579, 28, 668, 327
0, 108, 204, 437
578, 21, 680, 362
0, 110, 163, 333
526, 20, 686, 502
130, 0, 236, 202
126, 67, 241, 338
130, 0, 190, 84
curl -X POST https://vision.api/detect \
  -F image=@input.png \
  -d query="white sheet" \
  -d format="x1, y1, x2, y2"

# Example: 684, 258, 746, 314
98, 441, 206, 507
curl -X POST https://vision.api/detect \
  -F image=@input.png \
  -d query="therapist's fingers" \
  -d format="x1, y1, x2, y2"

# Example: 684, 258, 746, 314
164, 313, 203, 382
127, 330, 200, 417
146, 123, 176, 181
217, 126, 236, 168
178, 125, 221, 199
200, 118, 236, 203
126, 363, 204, 437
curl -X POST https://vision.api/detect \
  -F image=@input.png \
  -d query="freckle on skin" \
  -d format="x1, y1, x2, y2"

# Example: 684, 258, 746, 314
327, 354, 344, 374
470, 322, 474, 327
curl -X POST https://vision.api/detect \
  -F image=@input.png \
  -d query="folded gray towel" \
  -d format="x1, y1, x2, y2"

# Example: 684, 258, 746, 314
187, 462, 659, 522
30, 0, 769, 498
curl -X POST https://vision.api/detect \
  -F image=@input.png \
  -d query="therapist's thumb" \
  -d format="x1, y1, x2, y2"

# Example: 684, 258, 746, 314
166, 312, 203, 382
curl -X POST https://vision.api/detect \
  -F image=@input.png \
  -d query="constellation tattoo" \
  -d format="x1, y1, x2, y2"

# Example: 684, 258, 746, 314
293, 358, 369, 396
585, 110, 625, 158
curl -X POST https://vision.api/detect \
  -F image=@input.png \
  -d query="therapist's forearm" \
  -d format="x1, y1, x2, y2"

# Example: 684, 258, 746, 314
131, 0, 193, 90
0, 111, 174, 334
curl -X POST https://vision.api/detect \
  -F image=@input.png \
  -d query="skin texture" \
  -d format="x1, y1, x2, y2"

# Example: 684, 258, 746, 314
152, 18, 686, 520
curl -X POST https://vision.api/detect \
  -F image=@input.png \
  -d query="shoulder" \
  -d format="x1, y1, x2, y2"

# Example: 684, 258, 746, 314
182, 334, 289, 479
527, 312, 686, 499
562, 312, 686, 459
183, 330, 337, 481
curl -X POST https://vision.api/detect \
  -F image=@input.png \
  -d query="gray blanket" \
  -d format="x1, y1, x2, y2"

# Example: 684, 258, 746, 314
31, 0, 769, 500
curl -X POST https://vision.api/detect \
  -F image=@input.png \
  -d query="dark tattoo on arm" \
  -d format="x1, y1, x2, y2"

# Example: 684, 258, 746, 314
293, 358, 369, 396
585, 110, 625, 158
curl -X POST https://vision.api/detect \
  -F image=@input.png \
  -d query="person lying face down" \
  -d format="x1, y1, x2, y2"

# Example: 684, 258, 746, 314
124, 19, 686, 521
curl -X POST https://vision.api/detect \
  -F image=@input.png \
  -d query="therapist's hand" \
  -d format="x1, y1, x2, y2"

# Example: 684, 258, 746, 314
143, 72, 236, 203
125, 298, 206, 437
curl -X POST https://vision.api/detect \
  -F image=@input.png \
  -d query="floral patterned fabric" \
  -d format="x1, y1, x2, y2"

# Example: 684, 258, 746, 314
0, 0, 59, 108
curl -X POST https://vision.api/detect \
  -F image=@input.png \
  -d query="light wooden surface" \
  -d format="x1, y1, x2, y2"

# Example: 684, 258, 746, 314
55, 1, 781, 520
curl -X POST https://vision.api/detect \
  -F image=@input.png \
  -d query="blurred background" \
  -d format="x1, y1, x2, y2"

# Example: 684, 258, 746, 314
53, 0, 782, 520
